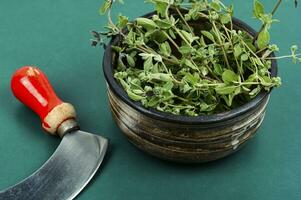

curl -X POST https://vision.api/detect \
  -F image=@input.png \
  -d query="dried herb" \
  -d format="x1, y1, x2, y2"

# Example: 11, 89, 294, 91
93, 0, 300, 116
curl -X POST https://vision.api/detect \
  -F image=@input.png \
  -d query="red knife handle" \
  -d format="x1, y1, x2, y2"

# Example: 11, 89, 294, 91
11, 66, 77, 136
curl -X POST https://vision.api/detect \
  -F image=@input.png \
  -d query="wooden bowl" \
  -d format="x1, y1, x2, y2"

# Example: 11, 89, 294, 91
102, 13, 277, 163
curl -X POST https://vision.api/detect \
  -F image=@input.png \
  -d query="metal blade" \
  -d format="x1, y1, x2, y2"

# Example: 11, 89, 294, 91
0, 130, 108, 200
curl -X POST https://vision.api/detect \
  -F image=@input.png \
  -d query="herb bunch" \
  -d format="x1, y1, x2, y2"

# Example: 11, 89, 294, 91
94, 0, 301, 116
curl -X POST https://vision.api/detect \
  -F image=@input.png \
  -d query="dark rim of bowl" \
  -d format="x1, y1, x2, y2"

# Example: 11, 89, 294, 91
103, 11, 278, 125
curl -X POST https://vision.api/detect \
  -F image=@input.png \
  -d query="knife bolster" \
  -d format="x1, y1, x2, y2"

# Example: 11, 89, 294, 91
42, 103, 77, 135
57, 119, 80, 138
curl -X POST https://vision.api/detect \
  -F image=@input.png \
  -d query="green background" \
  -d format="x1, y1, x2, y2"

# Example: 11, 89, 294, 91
0, 0, 300, 199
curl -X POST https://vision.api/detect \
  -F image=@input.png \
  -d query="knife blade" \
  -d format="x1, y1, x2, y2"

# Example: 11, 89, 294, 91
0, 66, 108, 200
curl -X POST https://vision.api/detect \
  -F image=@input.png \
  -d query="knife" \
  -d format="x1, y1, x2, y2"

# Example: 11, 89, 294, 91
0, 66, 108, 200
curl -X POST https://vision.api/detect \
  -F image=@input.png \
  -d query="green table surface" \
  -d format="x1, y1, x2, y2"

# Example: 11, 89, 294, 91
0, 0, 301, 199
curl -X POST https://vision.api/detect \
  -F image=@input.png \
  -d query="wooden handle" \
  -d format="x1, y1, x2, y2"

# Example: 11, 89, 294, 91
11, 66, 76, 135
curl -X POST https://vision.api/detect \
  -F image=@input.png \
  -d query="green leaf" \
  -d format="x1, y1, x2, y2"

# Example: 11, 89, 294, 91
114, 71, 127, 80
269, 44, 279, 52
147, 96, 160, 107
180, 30, 198, 44
147, 30, 168, 43
220, 13, 231, 24
169, 29, 176, 39
259, 13, 277, 27
117, 56, 126, 70
124, 29, 136, 45
272, 77, 282, 86
229, 4, 234, 16
215, 85, 237, 95
99, 0, 112, 15
153, 54, 162, 62
201, 31, 215, 43
126, 89, 145, 101
132, 89, 144, 95
139, 52, 153, 60
144, 57, 153, 71
234, 86, 241, 95
136, 18, 158, 31
159, 73, 173, 82
256, 28, 270, 50
144, 85, 153, 92
253, 0, 265, 19
222, 70, 238, 84
184, 73, 199, 84
234, 44, 242, 58
200, 67, 209, 76
242, 86, 251, 92
200, 103, 216, 112
245, 41, 257, 52
154, 18, 173, 29
149, 73, 173, 82
241, 53, 249, 61
185, 109, 197, 116
163, 81, 174, 91
249, 86, 261, 98
183, 59, 198, 70
221, 95, 231, 107
130, 51, 137, 57
211, 1, 221, 12
119, 79, 130, 90
259, 75, 273, 86
130, 78, 142, 89
152, 62, 159, 73
159, 42, 172, 57
246, 74, 258, 83
213, 64, 223, 76
200, 36, 206, 46
183, 84, 192, 93
111, 45, 124, 53
139, 53, 161, 64
250, 57, 264, 67
179, 45, 193, 55
154, 1, 168, 16
126, 55, 135, 67
117, 15, 128, 28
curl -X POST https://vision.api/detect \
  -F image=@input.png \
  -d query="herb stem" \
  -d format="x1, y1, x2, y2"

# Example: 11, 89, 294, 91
166, 3, 193, 48
174, 28, 193, 48
271, 0, 283, 16
174, 95, 190, 102
107, 9, 114, 28
206, 4, 231, 69
162, 31, 180, 50
239, 38, 264, 66
211, 20, 231, 69
253, 0, 283, 43
193, 81, 274, 88
205, 63, 222, 82
190, 59, 201, 73
175, 7, 203, 47
222, 24, 242, 78
135, 46, 179, 65
256, 46, 269, 54
175, 7, 194, 36
266, 53, 301, 60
